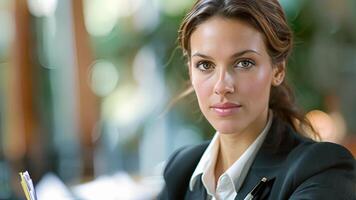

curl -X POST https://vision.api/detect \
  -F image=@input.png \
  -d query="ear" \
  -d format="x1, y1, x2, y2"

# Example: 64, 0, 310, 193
272, 61, 285, 86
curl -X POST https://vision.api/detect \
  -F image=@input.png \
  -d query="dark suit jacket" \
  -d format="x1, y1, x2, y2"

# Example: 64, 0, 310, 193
158, 117, 356, 200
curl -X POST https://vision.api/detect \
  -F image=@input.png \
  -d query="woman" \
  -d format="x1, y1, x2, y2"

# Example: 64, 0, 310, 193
159, 0, 356, 199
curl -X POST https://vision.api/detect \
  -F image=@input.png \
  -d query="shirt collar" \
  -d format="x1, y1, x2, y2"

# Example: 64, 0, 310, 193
189, 132, 219, 191
189, 110, 273, 192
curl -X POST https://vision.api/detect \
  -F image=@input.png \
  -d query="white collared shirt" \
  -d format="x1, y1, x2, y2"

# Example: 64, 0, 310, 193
189, 111, 273, 200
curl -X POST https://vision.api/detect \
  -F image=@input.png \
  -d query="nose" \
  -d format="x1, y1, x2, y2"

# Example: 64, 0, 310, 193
214, 70, 235, 97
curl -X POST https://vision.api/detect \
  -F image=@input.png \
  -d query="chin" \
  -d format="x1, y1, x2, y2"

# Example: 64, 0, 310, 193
211, 120, 246, 135
216, 127, 243, 135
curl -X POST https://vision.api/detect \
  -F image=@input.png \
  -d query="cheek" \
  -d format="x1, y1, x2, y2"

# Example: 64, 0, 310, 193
192, 77, 213, 106
239, 69, 272, 101
194, 82, 211, 103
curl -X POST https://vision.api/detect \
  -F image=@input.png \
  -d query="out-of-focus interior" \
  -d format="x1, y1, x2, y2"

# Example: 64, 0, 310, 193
0, 0, 355, 199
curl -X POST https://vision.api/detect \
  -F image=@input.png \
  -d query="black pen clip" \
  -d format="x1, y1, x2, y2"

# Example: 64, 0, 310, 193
243, 177, 268, 200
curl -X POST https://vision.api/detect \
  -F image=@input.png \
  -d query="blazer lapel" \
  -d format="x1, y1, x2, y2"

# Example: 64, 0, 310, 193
235, 117, 299, 200
235, 169, 278, 200
164, 142, 210, 200
184, 174, 207, 200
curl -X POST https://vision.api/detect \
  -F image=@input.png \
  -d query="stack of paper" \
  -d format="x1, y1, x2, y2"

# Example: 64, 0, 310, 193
72, 172, 162, 200
20, 171, 164, 200
19, 171, 37, 200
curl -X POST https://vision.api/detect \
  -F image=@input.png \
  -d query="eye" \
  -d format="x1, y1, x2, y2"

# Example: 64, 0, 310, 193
235, 59, 255, 69
195, 61, 214, 72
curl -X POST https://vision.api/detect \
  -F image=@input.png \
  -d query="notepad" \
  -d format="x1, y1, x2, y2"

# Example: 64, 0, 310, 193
19, 171, 37, 200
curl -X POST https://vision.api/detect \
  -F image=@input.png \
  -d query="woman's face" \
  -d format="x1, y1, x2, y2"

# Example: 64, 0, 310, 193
189, 16, 284, 135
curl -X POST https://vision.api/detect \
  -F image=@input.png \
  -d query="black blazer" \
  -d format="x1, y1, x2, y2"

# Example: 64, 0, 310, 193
158, 117, 356, 200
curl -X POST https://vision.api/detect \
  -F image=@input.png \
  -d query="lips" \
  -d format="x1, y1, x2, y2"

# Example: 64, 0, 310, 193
211, 102, 241, 109
210, 102, 242, 117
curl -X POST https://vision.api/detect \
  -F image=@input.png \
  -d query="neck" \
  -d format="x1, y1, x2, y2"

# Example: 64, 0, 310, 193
215, 109, 269, 178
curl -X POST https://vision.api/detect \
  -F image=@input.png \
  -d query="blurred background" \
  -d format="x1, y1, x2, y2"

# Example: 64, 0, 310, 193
0, 0, 355, 199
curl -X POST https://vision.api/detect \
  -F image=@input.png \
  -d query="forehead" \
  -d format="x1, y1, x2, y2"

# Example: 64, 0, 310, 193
190, 16, 268, 57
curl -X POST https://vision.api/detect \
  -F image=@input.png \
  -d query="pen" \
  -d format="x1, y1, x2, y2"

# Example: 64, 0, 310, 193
243, 177, 268, 200
19, 171, 37, 200
20, 173, 31, 200
23, 171, 37, 200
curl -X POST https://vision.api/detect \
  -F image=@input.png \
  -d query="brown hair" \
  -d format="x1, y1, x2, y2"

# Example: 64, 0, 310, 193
176, 0, 317, 137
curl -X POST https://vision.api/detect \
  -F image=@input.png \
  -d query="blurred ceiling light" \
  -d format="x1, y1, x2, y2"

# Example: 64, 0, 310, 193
84, 0, 143, 36
0, 10, 14, 54
159, 0, 194, 16
27, 0, 58, 17
132, 45, 165, 117
102, 84, 144, 128
90, 60, 119, 97
133, 0, 160, 33
132, 46, 157, 85
102, 46, 165, 130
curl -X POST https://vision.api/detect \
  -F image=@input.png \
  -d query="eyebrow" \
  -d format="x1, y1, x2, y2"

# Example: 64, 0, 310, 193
192, 49, 261, 59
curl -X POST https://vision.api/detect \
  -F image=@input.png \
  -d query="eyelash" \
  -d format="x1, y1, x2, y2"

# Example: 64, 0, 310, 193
195, 59, 255, 72
195, 61, 214, 72
235, 59, 255, 69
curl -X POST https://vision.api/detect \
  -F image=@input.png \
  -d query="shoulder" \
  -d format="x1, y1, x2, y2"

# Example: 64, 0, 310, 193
267, 116, 353, 167
159, 141, 210, 200
284, 142, 356, 199
163, 141, 210, 179
288, 141, 355, 170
